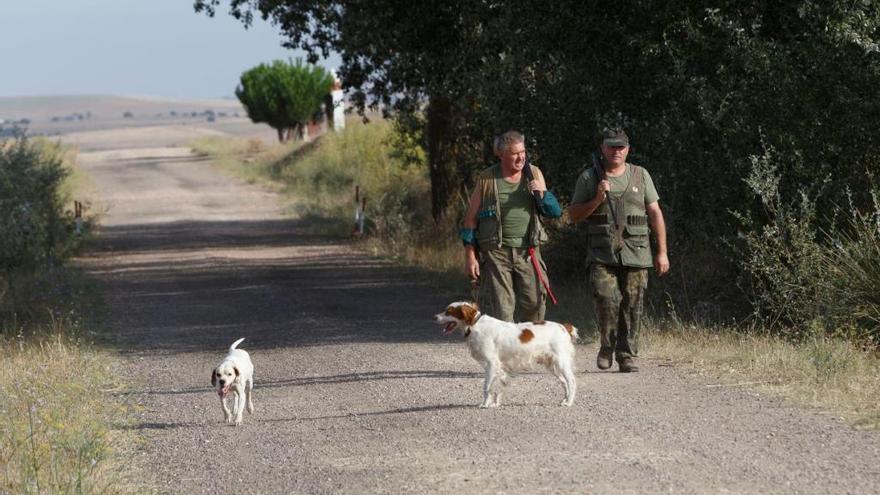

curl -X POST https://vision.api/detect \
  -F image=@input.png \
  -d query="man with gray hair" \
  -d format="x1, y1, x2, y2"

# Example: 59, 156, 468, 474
460, 130, 562, 322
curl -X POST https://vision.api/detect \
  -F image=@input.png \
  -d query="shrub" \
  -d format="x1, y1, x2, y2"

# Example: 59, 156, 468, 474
821, 190, 880, 345
735, 143, 880, 345
276, 121, 433, 239
0, 138, 79, 319
733, 145, 829, 336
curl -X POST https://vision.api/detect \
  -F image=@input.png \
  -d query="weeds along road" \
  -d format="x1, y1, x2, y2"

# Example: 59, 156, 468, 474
73, 127, 880, 494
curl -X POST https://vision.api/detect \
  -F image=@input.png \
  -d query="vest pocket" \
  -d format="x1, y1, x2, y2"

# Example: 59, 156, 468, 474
476, 217, 499, 244
623, 224, 649, 247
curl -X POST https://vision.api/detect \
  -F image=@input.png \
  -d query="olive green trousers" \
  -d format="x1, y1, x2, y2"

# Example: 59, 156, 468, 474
478, 246, 547, 322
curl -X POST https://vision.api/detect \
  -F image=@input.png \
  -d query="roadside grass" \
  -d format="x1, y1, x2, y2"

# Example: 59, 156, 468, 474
191, 135, 295, 189
1, 140, 137, 493
0, 266, 138, 494
0, 330, 134, 494
192, 123, 880, 430
643, 318, 880, 429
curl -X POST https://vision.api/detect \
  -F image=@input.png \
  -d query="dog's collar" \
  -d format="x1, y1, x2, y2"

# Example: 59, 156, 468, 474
471, 312, 483, 325
464, 312, 483, 339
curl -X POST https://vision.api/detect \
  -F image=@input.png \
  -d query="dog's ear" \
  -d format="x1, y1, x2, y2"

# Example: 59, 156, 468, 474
460, 303, 478, 326
211, 369, 217, 387
233, 366, 240, 377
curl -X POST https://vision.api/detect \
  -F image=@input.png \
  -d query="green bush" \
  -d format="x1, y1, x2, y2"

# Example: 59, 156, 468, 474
821, 191, 880, 344
735, 144, 880, 345
0, 138, 79, 319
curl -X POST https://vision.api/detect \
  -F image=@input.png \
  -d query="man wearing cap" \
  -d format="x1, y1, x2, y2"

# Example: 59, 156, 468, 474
460, 130, 562, 322
568, 128, 669, 372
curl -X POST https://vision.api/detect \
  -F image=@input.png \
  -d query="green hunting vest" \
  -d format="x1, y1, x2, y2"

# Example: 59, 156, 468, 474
474, 164, 548, 250
586, 164, 653, 268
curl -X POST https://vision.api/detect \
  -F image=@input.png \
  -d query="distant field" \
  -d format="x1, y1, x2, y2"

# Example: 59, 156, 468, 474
0, 94, 277, 143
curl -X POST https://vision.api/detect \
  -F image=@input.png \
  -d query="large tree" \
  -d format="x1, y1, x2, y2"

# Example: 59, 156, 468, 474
197, 1, 500, 220
236, 58, 333, 142
199, 0, 880, 314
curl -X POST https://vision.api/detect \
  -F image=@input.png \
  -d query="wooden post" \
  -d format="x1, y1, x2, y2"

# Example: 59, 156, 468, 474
74, 200, 83, 234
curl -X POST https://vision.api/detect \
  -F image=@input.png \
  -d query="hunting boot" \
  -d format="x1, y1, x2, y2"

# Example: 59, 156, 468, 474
618, 356, 639, 373
596, 348, 613, 370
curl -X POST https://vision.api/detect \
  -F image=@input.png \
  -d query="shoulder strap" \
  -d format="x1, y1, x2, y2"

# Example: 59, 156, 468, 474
629, 164, 645, 190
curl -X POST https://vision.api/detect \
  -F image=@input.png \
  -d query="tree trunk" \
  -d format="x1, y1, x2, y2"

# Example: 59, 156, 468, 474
426, 95, 458, 222
276, 127, 286, 143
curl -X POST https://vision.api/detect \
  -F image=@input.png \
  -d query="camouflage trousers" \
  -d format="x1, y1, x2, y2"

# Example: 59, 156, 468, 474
590, 262, 648, 360
478, 246, 547, 322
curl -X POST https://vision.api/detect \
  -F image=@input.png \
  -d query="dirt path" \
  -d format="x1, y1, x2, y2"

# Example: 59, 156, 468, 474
74, 130, 880, 494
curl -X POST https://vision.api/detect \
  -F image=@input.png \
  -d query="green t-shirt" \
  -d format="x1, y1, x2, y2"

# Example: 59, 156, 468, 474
572, 163, 659, 205
496, 169, 533, 248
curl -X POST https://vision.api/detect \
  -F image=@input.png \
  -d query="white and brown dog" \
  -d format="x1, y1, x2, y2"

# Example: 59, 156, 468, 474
434, 301, 578, 408
210, 338, 254, 425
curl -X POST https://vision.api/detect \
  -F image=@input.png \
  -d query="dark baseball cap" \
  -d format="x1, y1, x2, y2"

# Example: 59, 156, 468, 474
602, 128, 629, 147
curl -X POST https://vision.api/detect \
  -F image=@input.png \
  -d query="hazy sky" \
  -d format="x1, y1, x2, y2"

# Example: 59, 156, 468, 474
1, 0, 339, 99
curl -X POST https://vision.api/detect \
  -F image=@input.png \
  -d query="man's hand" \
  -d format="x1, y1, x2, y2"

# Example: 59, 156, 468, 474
527, 168, 547, 198
465, 249, 480, 280
528, 177, 547, 196
597, 179, 611, 200
654, 252, 670, 276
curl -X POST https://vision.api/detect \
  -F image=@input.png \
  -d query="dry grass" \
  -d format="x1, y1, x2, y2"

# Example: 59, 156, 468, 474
191, 135, 297, 189
0, 330, 135, 493
642, 319, 880, 429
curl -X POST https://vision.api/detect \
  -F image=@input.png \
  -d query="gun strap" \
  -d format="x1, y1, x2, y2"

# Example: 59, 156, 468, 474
528, 247, 558, 305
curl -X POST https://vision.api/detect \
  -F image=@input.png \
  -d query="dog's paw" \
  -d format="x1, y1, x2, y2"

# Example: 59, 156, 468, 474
560, 399, 574, 407
247, 403, 254, 414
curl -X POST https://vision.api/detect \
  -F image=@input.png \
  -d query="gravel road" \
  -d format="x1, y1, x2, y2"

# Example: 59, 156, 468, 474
73, 129, 880, 494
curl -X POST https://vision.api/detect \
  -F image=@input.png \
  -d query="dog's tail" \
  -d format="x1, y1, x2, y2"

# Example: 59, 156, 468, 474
563, 323, 579, 342
229, 338, 246, 351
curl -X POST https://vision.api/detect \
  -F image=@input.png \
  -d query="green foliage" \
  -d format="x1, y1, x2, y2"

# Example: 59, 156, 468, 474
732, 145, 828, 333
0, 138, 74, 274
236, 58, 333, 142
821, 190, 880, 343
201, 1, 880, 326
0, 139, 85, 322
275, 121, 433, 241
735, 145, 880, 344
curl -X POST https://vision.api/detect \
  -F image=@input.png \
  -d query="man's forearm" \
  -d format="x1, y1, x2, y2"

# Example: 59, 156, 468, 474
649, 211, 667, 255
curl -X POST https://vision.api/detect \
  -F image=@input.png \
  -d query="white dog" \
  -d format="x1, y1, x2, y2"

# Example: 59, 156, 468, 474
434, 301, 578, 408
210, 338, 254, 425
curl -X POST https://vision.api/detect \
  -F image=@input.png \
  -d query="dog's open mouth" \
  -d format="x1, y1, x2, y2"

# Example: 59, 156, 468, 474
219, 384, 231, 397
442, 322, 457, 335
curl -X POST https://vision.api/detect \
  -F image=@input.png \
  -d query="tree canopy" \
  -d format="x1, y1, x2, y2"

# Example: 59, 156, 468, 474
199, 0, 880, 313
236, 58, 333, 142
